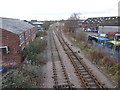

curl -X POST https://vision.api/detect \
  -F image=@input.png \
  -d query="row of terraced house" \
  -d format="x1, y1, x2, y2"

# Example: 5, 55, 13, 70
0, 17, 38, 68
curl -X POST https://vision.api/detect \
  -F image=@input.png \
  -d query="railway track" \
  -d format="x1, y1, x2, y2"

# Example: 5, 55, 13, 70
55, 30, 106, 89
49, 30, 74, 89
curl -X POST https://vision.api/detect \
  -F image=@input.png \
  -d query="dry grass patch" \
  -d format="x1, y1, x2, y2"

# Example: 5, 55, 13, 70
88, 48, 119, 85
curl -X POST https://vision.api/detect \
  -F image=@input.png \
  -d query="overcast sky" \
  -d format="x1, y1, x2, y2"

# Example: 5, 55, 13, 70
0, 0, 119, 20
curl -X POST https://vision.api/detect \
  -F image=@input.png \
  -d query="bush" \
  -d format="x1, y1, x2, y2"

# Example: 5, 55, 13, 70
75, 30, 87, 42
89, 49, 104, 63
23, 37, 47, 64
36, 31, 47, 37
2, 64, 42, 88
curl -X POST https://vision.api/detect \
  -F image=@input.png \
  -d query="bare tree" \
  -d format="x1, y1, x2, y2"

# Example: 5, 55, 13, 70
64, 13, 81, 32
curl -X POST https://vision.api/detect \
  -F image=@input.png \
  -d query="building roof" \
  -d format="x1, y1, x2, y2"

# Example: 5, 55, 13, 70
83, 16, 119, 26
100, 17, 119, 26
0, 17, 34, 35
32, 21, 43, 25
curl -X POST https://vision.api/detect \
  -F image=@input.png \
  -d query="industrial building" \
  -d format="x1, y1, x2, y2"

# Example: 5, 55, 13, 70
0, 17, 38, 68
82, 16, 120, 33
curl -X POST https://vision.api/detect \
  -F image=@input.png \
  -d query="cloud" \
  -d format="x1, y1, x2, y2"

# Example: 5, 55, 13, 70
0, 0, 119, 20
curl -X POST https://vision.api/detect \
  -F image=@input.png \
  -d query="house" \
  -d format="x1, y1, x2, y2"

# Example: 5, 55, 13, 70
0, 17, 38, 68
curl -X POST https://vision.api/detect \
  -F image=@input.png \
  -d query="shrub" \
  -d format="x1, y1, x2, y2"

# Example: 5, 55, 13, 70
23, 37, 47, 64
89, 49, 104, 63
2, 64, 42, 88
75, 30, 87, 42
36, 31, 47, 37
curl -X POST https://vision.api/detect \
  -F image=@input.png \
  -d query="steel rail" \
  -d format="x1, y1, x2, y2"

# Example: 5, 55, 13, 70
55, 30, 105, 89
49, 30, 74, 89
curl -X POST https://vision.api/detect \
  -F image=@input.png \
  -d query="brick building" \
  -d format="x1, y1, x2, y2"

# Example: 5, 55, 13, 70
0, 17, 38, 68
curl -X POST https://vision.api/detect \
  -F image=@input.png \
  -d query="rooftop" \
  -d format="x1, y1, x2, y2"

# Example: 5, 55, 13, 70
0, 17, 34, 35
83, 16, 119, 26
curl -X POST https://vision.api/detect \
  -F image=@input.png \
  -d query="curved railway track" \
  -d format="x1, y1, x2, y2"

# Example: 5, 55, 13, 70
54, 30, 106, 89
49, 30, 74, 89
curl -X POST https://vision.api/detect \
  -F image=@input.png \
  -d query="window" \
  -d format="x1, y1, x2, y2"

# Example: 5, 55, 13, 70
19, 34, 24, 44
0, 46, 9, 54
25, 31, 30, 40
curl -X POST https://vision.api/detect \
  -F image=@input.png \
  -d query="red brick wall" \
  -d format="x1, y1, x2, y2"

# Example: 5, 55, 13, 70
0, 29, 22, 68
0, 26, 38, 68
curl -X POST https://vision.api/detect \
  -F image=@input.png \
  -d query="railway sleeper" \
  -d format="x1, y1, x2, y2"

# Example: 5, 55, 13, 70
88, 83, 98, 88
78, 67, 85, 70
85, 79, 94, 83
81, 72, 90, 75
83, 75, 95, 80
54, 84, 74, 89
55, 81, 58, 85
54, 79, 68, 83
54, 76, 68, 80
83, 76, 92, 79
82, 74, 91, 78
53, 68, 57, 71
53, 73, 58, 76
55, 81, 68, 86
79, 69, 87, 72
77, 64, 84, 67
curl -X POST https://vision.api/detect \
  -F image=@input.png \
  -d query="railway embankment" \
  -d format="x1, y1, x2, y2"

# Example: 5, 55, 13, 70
63, 30, 119, 87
